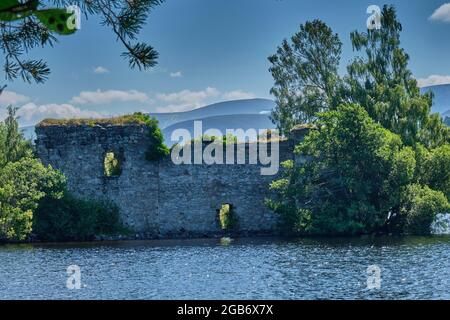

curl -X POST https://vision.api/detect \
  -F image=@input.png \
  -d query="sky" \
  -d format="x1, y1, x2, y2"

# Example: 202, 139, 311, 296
1, 0, 450, 126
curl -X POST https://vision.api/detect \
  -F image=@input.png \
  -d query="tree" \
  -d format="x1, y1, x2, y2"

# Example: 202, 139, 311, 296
397, 184, 449, 235
269, 5, 449, 147
0, 0, 163, 84
267, 104, 416, 235
0, 105, 32, 167
0, 157, 67, 240
346, 5, 449, 147
268, 19, 343, 136
266, 5, 450, 236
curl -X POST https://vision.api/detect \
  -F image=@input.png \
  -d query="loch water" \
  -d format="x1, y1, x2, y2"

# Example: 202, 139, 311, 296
0, 236, 449, 300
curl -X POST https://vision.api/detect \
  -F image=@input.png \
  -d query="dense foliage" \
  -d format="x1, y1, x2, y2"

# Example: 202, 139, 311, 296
0, 106, 124, 241
268, 19, 343, 136
0, 157, 66, 240
267, 5, 450, 236
34, 194, 123, 241
269, 6, 449, 148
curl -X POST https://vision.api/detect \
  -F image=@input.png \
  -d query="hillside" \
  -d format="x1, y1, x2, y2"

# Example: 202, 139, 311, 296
421, 84, 450, 114
150, 98, 275, 129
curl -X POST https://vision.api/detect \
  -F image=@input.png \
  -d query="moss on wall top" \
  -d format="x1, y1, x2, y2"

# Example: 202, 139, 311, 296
37, 114, 150, 127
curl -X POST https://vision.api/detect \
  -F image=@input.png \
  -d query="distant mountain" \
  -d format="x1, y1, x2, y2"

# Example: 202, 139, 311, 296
150, 99, 275, 129
163, 114, 275, 146
421, 84, 450, 115
20, 99, 276, 144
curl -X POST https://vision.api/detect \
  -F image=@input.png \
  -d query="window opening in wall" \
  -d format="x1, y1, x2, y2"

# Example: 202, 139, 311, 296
218, 204, 237, 230
104, 152, 122, 177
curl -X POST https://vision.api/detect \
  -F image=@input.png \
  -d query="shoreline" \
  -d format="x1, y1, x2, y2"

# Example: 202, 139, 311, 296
2, 233, 450, 248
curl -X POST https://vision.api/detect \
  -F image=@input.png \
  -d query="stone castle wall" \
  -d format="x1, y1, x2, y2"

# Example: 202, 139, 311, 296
35, 124, 305, 238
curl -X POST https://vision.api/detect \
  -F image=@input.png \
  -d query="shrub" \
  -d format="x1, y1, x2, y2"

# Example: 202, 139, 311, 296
132, 113, 170, 161
33, 194, 125, 242
419, 144, 450, 200
0, 157, 66, 241
267, 104, 416, 235
399, 184, 450, 235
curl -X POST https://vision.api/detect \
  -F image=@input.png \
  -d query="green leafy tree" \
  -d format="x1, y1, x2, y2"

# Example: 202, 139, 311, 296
347, 5, 449, 147
0, 157, 66, 240
268, 19, 343, 136
269, 5, 449, 148
267, 104, 416, 235
0, 105, 32, 167
0, 0, 163, 83
396, 184, 450, 235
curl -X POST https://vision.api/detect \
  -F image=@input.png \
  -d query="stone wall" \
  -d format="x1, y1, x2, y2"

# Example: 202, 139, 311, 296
35, 123, 306, 238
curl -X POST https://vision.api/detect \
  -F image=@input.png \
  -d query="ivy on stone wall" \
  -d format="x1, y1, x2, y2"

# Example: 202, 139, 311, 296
132, 112, 170, 161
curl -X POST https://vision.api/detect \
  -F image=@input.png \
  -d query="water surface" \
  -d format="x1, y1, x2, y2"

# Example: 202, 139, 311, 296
0, 236, 449, 300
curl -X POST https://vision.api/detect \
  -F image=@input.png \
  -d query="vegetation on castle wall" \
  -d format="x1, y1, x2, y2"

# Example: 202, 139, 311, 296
38, 114, 154, 127
131, 112, 170, 161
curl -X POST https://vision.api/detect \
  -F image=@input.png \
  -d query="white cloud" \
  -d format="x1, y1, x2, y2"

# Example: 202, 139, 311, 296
71, 89, 149, 105
153, 87, 258, 112
417, 75, 450, 87
170, 71, 183, 78
155, 87, 220, 112
16, 103, 105, 126
93, 66, 110, 74
222, 90, 255, 101
0, 90, 30, 106
430, 3, 450, 22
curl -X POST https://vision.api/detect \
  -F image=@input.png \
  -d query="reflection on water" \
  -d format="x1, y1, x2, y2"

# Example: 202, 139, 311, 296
1, 236, 450, 300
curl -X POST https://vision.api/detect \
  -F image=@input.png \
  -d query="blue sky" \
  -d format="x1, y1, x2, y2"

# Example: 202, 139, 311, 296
1, 0, 450, 125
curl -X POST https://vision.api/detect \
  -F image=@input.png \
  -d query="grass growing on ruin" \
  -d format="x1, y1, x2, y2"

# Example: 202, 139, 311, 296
37, 114, 152, 127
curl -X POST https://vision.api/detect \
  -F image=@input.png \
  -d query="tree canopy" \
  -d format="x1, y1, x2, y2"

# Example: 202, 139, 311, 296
269, 5, 449, 148
267, 5, 450, 236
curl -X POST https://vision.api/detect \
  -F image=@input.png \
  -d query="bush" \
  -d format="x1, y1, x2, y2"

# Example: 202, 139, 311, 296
267, 104, 416, 235
399, 184, 450, 235
132, 112, 170, 161
418, 144, 450, 200
0, 157, 66, 241
33, 194, 125, 242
